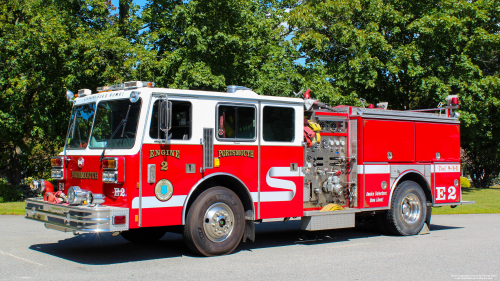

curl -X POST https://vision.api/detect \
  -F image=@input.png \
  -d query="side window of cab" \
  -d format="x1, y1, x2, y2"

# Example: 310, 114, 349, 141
217, 104, 256, 141
262, 106, 295, 142
150, 100, 192, 140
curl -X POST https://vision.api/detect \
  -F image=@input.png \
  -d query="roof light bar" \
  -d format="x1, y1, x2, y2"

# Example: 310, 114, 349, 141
124, 81, 155, 89
97, 81, 155, 93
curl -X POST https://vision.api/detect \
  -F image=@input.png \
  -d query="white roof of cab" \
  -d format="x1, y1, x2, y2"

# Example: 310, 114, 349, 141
73, 86, 304, 106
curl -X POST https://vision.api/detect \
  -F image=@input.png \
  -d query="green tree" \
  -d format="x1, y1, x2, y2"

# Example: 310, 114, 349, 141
141, 0, 301, 96
0, 0, 146, 185
288, 0, 500, 187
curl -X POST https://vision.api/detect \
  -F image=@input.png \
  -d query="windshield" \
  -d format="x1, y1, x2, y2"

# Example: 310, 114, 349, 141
67, 103, 96, 149
90, 99, 142, 149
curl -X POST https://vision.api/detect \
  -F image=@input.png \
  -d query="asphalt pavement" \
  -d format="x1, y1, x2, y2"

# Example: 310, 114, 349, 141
0, 214, 499, 281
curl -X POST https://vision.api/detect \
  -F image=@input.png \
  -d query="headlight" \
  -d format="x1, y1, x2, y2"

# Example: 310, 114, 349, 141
29, 180, 45, 193
30, 180, 40, 192
67, 186, 89, 205
51, 169, 64, 179
102, 171, 118, 183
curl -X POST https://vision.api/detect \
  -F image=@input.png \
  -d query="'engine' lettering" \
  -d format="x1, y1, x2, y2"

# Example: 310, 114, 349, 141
149, 150, 180, 159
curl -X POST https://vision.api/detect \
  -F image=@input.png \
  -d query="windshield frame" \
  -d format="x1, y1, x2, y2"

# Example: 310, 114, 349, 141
65, 102, 97, 150
88, 98, 143, 150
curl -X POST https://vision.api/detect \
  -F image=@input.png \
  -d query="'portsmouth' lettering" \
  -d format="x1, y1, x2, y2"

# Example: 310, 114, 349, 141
218, 150, 254, 158
72, 171, 99, 180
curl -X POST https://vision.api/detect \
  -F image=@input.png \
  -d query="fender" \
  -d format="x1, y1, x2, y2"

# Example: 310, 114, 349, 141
388, 169, 432, 206
181, 172, 254, 225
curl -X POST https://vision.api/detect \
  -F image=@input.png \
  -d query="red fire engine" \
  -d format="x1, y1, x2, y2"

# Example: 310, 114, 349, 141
25, 82, 473, 256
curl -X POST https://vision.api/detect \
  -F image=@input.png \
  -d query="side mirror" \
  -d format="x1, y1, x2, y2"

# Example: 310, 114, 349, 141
159, 100, 172, 134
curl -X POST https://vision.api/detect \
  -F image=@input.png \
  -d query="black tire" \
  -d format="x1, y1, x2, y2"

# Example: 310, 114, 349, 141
385, 180, 427, 236
183, 186, 245, 256
121, 227, 168, 243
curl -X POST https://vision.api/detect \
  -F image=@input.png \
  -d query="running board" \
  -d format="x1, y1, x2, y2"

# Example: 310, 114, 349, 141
301, 209, 360, 231
432, 200, 475, 207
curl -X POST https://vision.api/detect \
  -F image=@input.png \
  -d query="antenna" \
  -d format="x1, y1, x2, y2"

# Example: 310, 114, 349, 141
293, 89, 304, 97
359, 98, 366, 110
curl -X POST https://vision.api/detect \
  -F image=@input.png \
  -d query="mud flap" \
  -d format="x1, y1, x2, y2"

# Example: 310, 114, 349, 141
425, 205, 432, 229
242, 220, 255, 243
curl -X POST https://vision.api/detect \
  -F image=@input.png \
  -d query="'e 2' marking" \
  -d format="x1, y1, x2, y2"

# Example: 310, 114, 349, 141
436, 186, 457, 201
114, 188, 125, 197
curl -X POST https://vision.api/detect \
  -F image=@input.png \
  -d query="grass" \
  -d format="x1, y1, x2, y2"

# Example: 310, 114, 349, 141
0, 201, 26, 215
1, 187, 499, 215
432, 186, 500, 214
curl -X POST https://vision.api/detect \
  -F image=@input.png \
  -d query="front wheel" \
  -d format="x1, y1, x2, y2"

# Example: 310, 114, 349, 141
385, 180, 427, 236
183, 186, 245, 256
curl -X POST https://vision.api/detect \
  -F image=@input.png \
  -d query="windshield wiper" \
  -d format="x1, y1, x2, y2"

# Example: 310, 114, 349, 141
100, 105, 131, 161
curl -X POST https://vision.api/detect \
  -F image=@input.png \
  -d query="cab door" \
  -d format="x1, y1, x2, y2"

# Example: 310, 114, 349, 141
138, 95, 202, 227
259, 103, 304, 219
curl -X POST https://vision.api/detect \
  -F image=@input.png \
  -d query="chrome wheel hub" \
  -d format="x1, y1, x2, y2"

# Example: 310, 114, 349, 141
204, 203, 234, 243
400, 193, 421, 224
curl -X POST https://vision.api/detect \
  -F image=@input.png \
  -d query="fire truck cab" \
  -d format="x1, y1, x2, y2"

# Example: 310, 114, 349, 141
25, 82, 472, 256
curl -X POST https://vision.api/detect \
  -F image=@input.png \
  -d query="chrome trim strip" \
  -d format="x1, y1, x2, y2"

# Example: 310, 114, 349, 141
181, 172, 254, 225
303, 209, 361, 216
139, 94, 154, 227
433, 201, 475, 207
359, 207, 390, 212
356, 108, 459, 123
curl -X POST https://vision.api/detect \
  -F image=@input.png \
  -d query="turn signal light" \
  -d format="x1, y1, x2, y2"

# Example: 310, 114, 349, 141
51, 157, 64, 167
102, 158, 117, 170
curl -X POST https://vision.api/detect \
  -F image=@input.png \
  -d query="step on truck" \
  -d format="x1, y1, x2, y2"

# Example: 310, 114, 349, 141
25, 82, 473, 256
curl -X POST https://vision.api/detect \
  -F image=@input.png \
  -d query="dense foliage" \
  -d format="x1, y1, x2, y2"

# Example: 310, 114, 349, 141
0, 0, 145, 186
286, 0, 500, 187
0, 0, 498, 191
141, 0, 301, 96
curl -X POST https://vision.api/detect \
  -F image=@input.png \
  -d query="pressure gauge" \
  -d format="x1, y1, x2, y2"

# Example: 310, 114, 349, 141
329, 122, 337, 132
322, 139, 330, 149
335, 139, 340, 146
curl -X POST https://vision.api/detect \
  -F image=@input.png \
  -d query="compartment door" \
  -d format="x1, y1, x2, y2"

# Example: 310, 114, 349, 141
363, 120, 415, 163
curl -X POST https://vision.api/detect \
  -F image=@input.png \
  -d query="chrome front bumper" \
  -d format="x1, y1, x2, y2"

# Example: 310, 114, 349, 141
25, 198, 129, 233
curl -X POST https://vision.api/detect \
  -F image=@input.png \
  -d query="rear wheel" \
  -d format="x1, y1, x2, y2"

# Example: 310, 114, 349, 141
121, 227, 168, 243
386, 180, 427, 236
183, 186, 245, 256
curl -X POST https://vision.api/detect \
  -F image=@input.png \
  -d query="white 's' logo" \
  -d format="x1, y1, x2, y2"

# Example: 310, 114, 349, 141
264, 167, 300, 201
